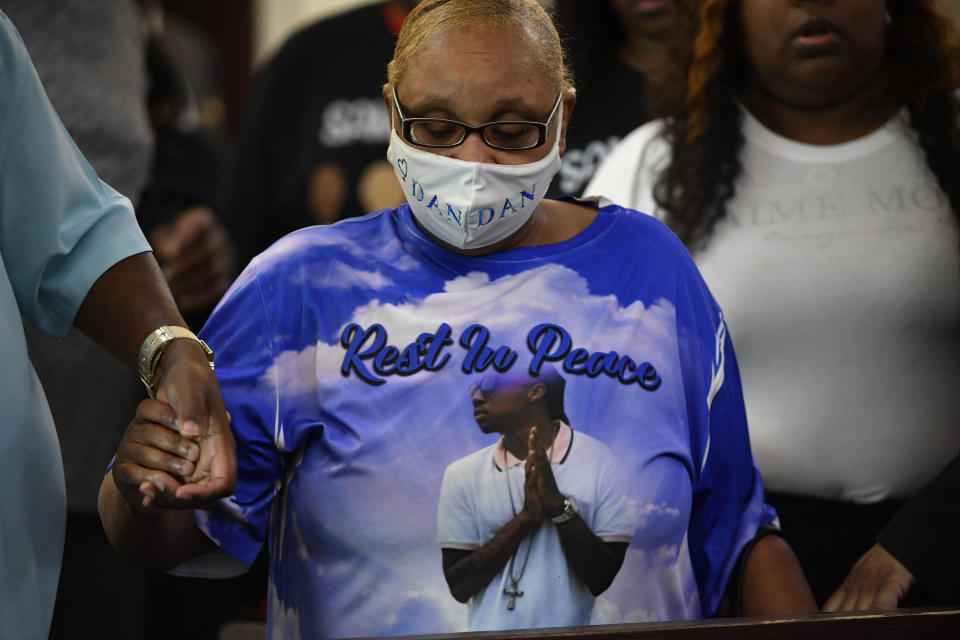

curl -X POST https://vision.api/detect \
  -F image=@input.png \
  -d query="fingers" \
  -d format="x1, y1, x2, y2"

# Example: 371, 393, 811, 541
522, 462, 543, 520
170, 274, 233, 315
177, 413, 237, 506
150, 207, 236, 314
113, 399, 205, 511
822, 587, 845, 613
527, 426, 547, 463
524, 462, 538, 495
153, 342, 237, 507
127, 400, 201, 459
163, 237, 233, 289
869, 583, 903, 610
120, 399, 199, 466
822, 545, 912, 612
160, 208, 234, 281
158, 207, 220, 261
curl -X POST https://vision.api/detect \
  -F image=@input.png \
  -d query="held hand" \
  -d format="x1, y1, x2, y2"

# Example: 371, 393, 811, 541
112, 398, 201, 512
527, 426, 565, 516
153, 338, 236, 507
149, 206, 236, 313
522, 454, 545, 522
823, 543, 915, 612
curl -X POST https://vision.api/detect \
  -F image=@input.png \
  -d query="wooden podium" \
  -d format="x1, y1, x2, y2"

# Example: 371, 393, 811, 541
353, 608, 959, 640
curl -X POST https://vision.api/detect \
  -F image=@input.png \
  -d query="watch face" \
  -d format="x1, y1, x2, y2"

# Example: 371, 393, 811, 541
551, 497, 577, 523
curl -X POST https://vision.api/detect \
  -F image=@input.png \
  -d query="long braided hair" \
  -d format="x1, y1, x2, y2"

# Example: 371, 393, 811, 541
653, 0, 960, 249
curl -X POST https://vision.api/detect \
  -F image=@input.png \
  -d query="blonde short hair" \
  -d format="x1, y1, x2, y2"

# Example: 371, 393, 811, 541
385, 0, 574, 94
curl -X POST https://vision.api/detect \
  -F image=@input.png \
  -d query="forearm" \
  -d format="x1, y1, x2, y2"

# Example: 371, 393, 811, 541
73, 251, 185, 366
98, 472, 210, 571
444, 512, 538, 602
555, 517, 626, 596
740, 534, 817, 616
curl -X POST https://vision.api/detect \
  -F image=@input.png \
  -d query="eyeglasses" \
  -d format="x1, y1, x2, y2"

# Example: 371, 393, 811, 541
392, 87, 562, 151
469, 376, 500, 398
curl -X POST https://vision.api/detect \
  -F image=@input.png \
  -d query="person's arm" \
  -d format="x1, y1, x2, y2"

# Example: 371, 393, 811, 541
84, 252, 235, 568
98, 398, 220, 570
148, 206, 236, 316
525, 428, 627, 595
823, 454, 960, 611
75, 250, 236, 503
737, 533, 817, 616
442, 427, 628, 602
441, 512, 538, 603
675, 293, 817, 617
711, 528, 816, 618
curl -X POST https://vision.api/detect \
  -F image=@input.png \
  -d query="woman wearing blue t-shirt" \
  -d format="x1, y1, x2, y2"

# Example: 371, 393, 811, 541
99, 1, 815, 636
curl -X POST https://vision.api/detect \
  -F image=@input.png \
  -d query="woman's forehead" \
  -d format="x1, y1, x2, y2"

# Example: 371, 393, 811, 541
397, 25, 557, 114
397, 89, 550, 116
404, 25, 553, 85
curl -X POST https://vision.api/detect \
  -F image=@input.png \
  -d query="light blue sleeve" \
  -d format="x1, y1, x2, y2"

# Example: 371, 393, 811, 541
0, 11, 150, 337
437, 460, 481, 549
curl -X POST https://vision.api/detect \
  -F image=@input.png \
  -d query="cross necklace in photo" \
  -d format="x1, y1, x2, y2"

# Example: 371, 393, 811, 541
504, 463, 532, 611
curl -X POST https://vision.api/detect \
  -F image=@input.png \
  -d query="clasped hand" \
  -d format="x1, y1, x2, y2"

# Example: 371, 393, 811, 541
521, 426, 566, 522
112, 340, 236, 511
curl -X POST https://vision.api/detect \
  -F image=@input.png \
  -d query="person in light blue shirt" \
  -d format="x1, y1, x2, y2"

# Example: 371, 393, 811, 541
0, 11, 233, 637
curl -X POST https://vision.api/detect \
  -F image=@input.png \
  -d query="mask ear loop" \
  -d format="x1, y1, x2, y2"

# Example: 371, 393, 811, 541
549, 88, 575, 151
389, 89, 396, 135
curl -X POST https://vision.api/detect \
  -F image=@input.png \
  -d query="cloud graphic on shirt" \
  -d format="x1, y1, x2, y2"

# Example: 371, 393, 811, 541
299, 220, 422, 272
591, 596, 660, 624
352, 585, 468, 636
592, 542, 698, 624
306, 261, 394, 290
636, 502, 682, 528
259, 263, 678, 406
261, 217, 423, 292
341, 263, 675, 361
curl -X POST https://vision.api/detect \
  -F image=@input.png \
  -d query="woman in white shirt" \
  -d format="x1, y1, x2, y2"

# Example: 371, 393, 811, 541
586, 0, 960, 610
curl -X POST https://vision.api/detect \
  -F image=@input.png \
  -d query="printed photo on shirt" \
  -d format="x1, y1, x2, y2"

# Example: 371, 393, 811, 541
438, 367, 637, 630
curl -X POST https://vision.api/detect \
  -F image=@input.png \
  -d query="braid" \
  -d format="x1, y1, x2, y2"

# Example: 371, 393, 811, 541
684, 0, 730, 145
888, 0, 960, 227
654, 0, 744, 249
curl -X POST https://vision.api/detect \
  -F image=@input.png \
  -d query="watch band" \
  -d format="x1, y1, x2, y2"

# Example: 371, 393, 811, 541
551, 496, 579, 524
138, 326, 215, 398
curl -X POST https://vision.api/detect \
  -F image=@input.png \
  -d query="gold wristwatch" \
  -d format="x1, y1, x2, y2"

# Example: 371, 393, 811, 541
138, 326, 215, 398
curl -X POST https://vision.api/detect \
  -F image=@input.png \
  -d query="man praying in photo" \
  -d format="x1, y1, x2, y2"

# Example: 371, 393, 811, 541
437, 366, 637, 630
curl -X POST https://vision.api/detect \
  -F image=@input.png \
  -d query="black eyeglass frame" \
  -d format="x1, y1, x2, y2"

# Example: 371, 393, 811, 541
392, 86, 563, 151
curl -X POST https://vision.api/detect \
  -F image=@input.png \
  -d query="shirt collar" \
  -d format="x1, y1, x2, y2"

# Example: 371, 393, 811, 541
494, 421, 572, 470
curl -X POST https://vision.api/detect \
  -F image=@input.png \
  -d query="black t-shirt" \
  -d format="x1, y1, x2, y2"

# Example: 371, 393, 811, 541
549, 58, 648, 197
223, 3, 401, 267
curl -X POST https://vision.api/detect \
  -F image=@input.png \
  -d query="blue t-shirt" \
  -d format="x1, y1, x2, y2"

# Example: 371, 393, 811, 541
197, 203, 774, 638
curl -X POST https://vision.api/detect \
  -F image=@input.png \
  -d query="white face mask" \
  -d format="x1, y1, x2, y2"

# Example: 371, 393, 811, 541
386, 114, 563, 251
